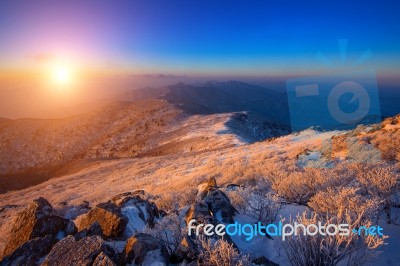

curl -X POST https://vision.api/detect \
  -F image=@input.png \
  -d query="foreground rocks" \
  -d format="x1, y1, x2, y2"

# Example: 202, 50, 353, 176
75, 202, 128, 239
0, 235, 56, 266
2, 197, 71, 257
123, 233, 169, 265
113, 191, 160, 229
181, 177, 239, 259
0, 182, 279, 265
189, 176, 237, 224
42, 235, 117, 266
0, 191, 166, 265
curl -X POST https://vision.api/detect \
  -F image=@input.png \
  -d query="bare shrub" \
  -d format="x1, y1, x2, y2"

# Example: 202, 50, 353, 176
331, 134, 348, 154
283, 211, 386, 266
271, 168, 353, 205
309, 187, 380, 222
320, 139, 333, 158
144, 213, 185, 254
356, 164, 400, 223
347, 138, 381, 163
154, 189, 197, 212
197, 236, 251, 266
371, 128, 400, 162
271, 171, 311, 204
228, 187, 281, 223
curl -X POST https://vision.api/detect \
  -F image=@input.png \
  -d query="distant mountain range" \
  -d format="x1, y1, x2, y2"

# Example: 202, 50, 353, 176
123, 80, 290, 125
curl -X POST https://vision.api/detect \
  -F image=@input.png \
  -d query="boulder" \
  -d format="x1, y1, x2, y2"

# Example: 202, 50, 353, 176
42, 235, 116, 266
185, 201, 213, 225
111, 190, 146, 207
0, 235, 56, 266
177, 235, 199, 261
92, 251, 117, 266
3, 197, 70, 257
197, 177, 218, 199
75, 202, 128, 238
112, 191, 160, 235
75, 221, 104, 240
63, 201, 91, 220
123, 233, 168, 265
204, 190, 237, 223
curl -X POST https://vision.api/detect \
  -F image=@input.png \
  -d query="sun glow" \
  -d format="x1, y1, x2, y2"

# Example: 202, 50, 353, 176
52, 64, 72, 85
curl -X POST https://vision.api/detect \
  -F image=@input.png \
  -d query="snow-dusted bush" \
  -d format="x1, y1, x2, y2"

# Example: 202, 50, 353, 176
228, 187, 281, 223
271, 171, 312, 204
347, 138, 381, 163
154, 189, 196, 212
308, 187, 380, 222
320, 139, 333, 158
271, 168, 353, 205
356, 164, 399, 223
371, 126, 400, 162
144, 213, 185, 254
197, 236, 251, 266
283, 212, 386, 266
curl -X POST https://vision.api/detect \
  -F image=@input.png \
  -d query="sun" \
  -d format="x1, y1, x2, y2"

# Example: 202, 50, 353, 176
52, 65, 71, 85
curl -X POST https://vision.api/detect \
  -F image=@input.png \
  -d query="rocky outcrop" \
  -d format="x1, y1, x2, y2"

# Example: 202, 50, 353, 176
123, 233, 168, 265
2, 197, 70, 257
74, 191, 160, 239
112, 191, 160, 235
185, 201, 213, 225
0, 185, 260, 266
0, 235, 56, 266
75, 202, 128, 239
111, 190, 146, 207
92, 252, 116, 266
204, 190, 237, 223
63, 201, 91, 220
42, 235, 116, 266
196, 176, 218, 198
182, 177, 239, 259
75, 221, 104, 239
190, 177, 237, 224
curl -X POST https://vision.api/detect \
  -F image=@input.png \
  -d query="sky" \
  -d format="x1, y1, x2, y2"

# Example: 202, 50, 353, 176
1, 0, 400, 86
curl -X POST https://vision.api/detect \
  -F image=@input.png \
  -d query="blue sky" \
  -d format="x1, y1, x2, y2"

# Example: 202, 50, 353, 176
1, 0, 400, 77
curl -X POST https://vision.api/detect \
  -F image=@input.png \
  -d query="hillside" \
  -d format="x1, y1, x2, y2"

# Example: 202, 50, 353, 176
0, 82, 290, 193
0, 82, 399, 265
0, 114, 399, 264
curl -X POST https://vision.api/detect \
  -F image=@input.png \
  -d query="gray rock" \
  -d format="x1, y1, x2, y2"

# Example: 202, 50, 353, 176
0, 235, 56, 266
111, 191, 146, 207
123, 233, 168, 265
75, 221, 104, 240
3, 197, 70, 257
92, 251, 117, 266
42, 235, 116, 266
185, 201, 213, 225
197, 177, 218, 199
113, 191, 159, 224
75, 201, 128, 238
204, 190, 237, 223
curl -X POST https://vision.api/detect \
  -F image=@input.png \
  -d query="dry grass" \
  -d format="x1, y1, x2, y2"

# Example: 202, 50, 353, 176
0, 115, 399, 260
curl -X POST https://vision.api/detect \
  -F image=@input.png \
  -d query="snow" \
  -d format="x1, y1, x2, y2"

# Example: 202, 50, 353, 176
228, 204, 400, 266
372, 210, 400, 266
105, 240, 127, 253
122, 205, 146, 237
141, 249, 167, 266
228, 204, 307, 264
